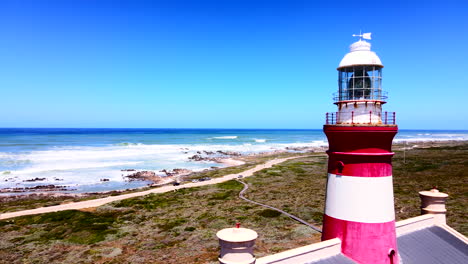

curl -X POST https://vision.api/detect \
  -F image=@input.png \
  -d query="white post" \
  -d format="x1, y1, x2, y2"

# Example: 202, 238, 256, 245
419, 188, 449, 225
217, 224, 258, 264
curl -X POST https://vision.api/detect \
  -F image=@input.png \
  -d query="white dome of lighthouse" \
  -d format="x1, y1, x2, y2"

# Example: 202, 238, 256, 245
338, 40, 383, 69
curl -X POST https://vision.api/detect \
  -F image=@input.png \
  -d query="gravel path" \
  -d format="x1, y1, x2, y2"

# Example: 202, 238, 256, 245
0, 156, 304, 220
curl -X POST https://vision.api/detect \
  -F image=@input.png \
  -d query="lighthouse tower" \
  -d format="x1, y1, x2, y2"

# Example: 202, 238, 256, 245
322, 34, 399, 264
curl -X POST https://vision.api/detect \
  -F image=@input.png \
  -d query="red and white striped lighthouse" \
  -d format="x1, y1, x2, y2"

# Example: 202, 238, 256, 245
322, 33, 399, 264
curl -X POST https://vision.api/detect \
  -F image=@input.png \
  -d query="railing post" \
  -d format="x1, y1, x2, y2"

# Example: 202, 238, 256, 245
393, 112, 396, 125
369, 111, 372, 124
385, 111, 388, 125
326, 113, 329, 124
351, 111, 354, 124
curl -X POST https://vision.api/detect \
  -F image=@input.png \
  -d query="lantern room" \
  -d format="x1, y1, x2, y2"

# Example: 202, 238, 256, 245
326, 34, 395, 125
338, 65, 383, 101
336, 39, 384, 102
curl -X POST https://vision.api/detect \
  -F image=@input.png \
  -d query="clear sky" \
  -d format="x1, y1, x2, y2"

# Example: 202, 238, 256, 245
1, 0, 467, 129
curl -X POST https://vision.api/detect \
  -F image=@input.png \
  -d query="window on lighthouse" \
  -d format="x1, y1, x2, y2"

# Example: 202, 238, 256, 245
338, 66, 382, 101
348, 67, 371, 99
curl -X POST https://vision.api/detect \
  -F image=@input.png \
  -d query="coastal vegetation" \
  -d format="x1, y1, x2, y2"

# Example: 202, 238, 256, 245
0, 143, 466, 263
392, 143, 468, 231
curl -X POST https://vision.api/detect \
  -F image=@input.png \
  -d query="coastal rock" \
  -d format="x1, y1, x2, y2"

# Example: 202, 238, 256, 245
125, 171, 160, 183
188, 149, 243, 164
188, 155, 205, 161
0, 185, 73, 193
188, 155, 220, 163
160, 168, 192, 176
216, 150, 241, 156
172, 168, 191, 175
23, 177, 46, 182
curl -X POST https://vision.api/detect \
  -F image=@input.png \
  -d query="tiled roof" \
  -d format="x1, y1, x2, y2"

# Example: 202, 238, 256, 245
398, 226, 468, 264
257, 215, 468, 264
305, 254, 356, 264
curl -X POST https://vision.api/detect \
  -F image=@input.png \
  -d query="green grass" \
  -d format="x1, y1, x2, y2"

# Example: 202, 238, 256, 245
392, 144, 468, 233
258, 209, 282, 218
3, 210, 121, 245
114, 193, 181, 210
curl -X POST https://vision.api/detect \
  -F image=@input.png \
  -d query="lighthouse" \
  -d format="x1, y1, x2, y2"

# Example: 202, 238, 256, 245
322, 33, 399, 264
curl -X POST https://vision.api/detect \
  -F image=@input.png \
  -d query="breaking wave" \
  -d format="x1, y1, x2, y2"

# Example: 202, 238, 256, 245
210, 136, 238, 139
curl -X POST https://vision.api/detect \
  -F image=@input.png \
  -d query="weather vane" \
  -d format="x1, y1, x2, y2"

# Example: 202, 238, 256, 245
352, 30, 372, 41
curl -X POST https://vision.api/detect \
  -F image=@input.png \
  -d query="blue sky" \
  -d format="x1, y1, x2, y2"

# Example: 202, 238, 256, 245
0, 0, 467, 129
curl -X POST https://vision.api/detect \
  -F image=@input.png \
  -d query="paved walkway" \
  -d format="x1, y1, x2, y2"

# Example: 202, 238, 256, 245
0, 156, 305, 220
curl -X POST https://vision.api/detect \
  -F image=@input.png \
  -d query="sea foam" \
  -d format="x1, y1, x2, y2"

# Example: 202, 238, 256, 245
210, 136, 238, 139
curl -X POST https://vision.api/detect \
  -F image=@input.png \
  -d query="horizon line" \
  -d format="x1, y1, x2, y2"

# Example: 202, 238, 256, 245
0, 127, 467, 131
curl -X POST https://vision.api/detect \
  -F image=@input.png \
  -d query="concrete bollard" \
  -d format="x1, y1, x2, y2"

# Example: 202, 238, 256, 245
217, 224, 258, 264
419, 188, 449, 225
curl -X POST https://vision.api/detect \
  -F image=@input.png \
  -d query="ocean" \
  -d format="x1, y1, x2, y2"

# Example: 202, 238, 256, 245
1, 128, 467, 194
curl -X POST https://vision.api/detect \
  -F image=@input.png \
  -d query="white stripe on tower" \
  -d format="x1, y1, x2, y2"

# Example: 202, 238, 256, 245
325, 173, 395, 223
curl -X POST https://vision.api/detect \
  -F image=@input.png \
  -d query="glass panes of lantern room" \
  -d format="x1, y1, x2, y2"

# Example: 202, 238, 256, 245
338, 66, 383, 101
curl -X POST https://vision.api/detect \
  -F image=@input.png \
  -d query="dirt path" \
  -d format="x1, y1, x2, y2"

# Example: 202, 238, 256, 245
0, 156, 305, 220
236, 179, 322, 233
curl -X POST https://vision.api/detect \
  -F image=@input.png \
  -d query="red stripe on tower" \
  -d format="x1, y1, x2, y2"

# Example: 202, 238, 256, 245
322, 34, 399, 264
322, 215, 397, 263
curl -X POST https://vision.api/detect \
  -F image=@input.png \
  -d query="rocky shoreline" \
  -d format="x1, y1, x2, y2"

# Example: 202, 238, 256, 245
0, 185, 74, 193
0, 149, 251, 195
1, 140, 464, 196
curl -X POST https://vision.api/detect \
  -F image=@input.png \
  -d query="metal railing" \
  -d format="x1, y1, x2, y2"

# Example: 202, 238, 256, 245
325, 111, 396, 125
326, 112, 337, 124
333, 90, 388, 102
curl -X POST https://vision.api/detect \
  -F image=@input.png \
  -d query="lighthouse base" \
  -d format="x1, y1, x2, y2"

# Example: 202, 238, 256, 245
322, 215, 398, 264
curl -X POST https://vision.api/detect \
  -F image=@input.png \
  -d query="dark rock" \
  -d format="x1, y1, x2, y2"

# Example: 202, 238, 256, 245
125, 171, 159, 182
23, 177, 46, 182
188, 155, 205, 161
0, 184, 73, 193
160, 168, 192, 176
216, 150, 241, 156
